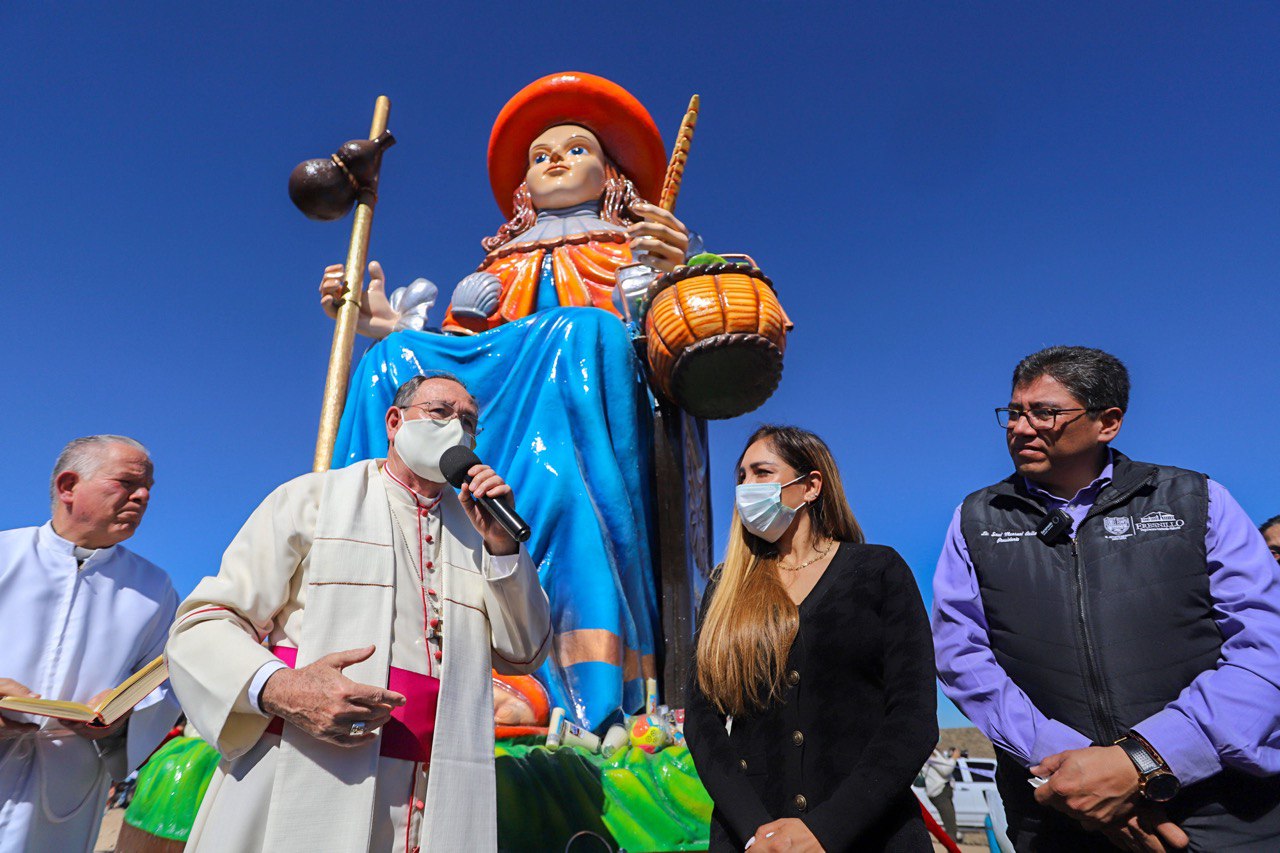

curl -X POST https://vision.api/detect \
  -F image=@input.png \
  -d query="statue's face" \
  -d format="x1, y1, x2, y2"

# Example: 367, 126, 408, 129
525, 124, 607, 211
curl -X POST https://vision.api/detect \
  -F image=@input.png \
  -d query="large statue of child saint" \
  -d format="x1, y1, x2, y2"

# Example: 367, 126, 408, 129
317, 73, 693, 729
319, 72, 690, 336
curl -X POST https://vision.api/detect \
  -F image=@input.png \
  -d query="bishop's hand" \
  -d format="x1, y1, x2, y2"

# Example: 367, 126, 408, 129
259, 645, 406, 747
458, 464, 520, 557
319, 261, 399, 340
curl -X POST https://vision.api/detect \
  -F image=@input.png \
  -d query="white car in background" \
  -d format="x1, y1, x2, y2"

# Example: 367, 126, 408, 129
913, 756, 999, 829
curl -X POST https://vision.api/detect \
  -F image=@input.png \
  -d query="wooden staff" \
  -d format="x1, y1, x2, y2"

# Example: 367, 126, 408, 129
314, 96, 391, 472
658, 95, 699, 213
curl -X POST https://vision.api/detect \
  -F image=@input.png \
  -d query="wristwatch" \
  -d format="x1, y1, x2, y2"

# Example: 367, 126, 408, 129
1115, 731, 1180, 802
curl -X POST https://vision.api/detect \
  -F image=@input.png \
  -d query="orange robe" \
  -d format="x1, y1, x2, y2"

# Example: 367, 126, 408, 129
443, 237, 633, 334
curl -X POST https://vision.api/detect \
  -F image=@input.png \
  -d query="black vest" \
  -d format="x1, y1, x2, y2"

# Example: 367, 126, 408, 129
961, 451, 1280, 846
961, 451, 1220, 746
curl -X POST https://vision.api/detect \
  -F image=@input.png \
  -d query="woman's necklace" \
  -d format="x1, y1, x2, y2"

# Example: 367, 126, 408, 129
776, 538, 832, 572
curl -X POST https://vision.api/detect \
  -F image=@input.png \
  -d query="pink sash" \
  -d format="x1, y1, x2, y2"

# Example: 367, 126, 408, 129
264, 646, 440, 764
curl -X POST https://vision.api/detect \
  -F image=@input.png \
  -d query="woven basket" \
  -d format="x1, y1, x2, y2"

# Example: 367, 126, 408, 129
646, 263, 790, 419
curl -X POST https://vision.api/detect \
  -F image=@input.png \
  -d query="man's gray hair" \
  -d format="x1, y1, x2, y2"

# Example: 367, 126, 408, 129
392, 372, 475, 409
50, 435, 150, 511
1012, 346, 1130, 414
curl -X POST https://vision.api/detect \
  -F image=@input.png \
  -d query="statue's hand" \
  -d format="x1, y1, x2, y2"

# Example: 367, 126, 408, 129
319, 261, 400, 340
627, 201, 690, 273
451, 272, 503, 319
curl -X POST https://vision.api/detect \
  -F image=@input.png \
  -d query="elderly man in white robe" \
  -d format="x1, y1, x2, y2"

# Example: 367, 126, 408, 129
0, 435, 180, 853
168, 372, 552, 853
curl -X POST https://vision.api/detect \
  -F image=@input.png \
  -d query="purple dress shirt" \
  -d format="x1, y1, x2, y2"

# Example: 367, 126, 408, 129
932, 452, 1280, 785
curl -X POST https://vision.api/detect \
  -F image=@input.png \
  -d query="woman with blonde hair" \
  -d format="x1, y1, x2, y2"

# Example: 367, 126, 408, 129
685, 426, 937, 852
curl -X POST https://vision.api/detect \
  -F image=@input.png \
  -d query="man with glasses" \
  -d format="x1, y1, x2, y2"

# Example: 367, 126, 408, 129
0, 435, 179, 852
167, 372, 551, 852
932, 346, 1280, 851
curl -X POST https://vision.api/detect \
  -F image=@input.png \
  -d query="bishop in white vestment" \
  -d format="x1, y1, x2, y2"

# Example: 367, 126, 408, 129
167, 374, 552, 853
0, 436, 180, 853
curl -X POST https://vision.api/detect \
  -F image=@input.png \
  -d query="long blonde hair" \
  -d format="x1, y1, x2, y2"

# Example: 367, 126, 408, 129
696, 426, 864, 716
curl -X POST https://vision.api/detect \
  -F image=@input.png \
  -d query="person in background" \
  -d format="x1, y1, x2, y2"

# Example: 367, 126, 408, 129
1260, 515, 1280, 563
685, 425, 937, 852
0, 435, 179, 853
922, 745, 962, 843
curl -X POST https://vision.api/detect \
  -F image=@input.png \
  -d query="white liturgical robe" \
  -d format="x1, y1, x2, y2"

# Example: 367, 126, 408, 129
167, 460, 551, 853
0, 522, 180, 853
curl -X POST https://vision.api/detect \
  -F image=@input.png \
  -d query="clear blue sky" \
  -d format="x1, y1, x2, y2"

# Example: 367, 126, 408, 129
3, 4, 1277, 728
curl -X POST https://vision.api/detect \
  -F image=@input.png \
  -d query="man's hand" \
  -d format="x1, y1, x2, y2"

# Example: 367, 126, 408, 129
626, 202, 690, 273
1032, 745, 1140, 825
1095, 804, 1189, 852
751, 818, 824, 852
65, 689, 130, 742
0, 678, 40, 739
319, 261, 399, 339
458, 464, 519, 557
259, 645, 406, 748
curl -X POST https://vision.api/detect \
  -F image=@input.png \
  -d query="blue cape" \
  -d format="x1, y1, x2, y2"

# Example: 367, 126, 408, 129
333, 307, 657, 728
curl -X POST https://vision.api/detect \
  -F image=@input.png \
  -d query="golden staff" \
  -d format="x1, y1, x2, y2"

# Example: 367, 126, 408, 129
659, 94, 699, 213
287, 96, 395, 472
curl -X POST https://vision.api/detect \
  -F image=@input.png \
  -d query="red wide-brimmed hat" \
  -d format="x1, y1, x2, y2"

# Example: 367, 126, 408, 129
488, 71, 667, 219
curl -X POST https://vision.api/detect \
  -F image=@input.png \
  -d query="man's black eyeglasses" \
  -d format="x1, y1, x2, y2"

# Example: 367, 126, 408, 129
995, 407, 1103, 430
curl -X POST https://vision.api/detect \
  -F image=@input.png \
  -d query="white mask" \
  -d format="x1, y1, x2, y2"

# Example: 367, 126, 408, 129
394, 416, 469, 482
735, 474, 807, 543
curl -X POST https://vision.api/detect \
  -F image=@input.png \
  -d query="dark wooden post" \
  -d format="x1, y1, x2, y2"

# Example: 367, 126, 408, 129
652, 401, 713, 707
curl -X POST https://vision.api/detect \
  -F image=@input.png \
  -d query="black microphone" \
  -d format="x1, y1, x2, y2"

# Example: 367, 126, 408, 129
1036, 508, 1073, 545
440, 446, 531, 543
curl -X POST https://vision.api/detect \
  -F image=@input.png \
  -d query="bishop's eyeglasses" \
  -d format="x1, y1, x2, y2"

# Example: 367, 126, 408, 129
403, 400, 482, 437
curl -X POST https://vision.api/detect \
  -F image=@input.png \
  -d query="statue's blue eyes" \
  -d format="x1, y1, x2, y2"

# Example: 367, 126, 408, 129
534, 146, 585, 164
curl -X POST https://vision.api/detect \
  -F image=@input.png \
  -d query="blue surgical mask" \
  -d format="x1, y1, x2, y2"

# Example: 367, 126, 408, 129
735, 475, 807, 543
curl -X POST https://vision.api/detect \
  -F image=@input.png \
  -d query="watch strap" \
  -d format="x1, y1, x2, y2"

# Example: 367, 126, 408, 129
1116, 735, 1162, 776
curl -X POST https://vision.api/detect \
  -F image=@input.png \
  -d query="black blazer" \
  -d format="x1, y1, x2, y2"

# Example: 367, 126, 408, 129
685, 543, 938, 852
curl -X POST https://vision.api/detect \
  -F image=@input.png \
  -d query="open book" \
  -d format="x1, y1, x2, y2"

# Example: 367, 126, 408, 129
0, 655, 167, 725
